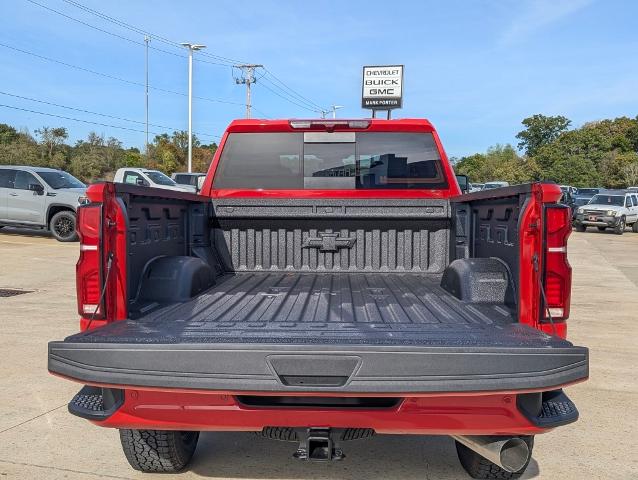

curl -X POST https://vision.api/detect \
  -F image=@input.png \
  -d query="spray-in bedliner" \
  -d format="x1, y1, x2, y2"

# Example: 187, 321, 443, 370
63, 272, 576, 349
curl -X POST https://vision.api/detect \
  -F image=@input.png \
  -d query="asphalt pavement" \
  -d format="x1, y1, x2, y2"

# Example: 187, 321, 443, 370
0, 226, 636, 479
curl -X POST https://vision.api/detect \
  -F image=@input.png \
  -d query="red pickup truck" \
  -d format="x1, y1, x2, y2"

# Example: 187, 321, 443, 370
49, 118, 588, 478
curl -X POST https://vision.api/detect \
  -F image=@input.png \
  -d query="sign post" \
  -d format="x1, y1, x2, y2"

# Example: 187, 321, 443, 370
361, 65, 404, 119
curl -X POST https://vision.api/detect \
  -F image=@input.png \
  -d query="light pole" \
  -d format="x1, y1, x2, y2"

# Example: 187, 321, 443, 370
144, 35, 150, 156
331, 105, 344, 119
180, 42, 206, 173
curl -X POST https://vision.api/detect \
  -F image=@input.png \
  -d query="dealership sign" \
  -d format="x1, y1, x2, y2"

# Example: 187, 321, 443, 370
361, 65, 404, 110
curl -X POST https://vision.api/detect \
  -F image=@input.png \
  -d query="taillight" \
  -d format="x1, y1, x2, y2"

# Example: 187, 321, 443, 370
76, 204, 104, 318
543, 205, 572, 321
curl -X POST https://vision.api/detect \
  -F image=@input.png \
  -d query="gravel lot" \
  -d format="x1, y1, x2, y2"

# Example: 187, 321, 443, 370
0, 226, 637, 479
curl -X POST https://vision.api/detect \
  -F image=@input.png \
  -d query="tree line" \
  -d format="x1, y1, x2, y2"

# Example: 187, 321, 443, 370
2, 114, 638, 188
453, 114, 638, 188
0, 123, 217, 182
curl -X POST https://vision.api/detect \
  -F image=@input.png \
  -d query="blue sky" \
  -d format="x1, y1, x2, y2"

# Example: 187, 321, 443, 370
1, 0, 637, 157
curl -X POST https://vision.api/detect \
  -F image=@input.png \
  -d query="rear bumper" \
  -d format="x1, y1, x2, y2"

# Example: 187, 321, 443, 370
574, 215, 620, 227
48, 341, 588, 394
66, 386, 579, 435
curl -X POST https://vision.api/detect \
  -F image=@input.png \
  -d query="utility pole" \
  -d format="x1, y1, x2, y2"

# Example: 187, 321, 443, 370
331, 105, 344, 119
234, 64, 263, 118
144, 35, 150, 156
180, 42, 206, 172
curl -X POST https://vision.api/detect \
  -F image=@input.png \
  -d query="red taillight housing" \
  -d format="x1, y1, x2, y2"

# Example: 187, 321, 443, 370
76, 204, 104, 319
543, 205, 572, 321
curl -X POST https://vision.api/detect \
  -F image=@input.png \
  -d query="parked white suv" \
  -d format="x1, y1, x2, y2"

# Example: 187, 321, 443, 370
0, 166, 88, 241
573, 190, 638, 234
114, 168, 197, 193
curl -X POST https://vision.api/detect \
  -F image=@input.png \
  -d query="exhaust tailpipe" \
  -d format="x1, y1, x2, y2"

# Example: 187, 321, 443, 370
452, 435, 530, 473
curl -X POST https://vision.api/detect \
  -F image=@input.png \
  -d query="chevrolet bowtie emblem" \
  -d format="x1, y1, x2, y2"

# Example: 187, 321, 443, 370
302, 232, 357, 252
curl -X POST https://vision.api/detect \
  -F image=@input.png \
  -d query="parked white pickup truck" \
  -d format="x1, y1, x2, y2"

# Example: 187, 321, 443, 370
113, 168, 197, 193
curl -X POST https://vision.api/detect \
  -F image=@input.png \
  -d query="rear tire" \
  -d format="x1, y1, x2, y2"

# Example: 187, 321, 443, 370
614, 217, 625, 235
632, 222, 638, 233
50, 210, 78, 242
119, 429, 199, 473
597, 226, 606, 231
455, 436, 534, 479
575, 224, 586, 232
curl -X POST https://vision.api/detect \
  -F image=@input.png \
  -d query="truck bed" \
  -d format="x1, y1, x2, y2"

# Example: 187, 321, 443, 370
49, 272, 588, 393
69, 271, 519, 345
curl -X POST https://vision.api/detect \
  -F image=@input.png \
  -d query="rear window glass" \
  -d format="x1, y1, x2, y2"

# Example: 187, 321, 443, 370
175, 174, 204, 187
214, 133, 303, 189
14, 171, 40, 190
214, 132, 446, 190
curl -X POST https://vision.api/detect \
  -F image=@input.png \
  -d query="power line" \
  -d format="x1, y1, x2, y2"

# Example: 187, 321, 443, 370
256, 80, 323, 113
262, 67, 326, 111
250, 106, 271, 119
0, 91, 220, 138
60, 0, 245, 65
55, 0, 323, 112
259, 75, 325, 112
0, 42, 244, 106
24, 0, 231, 67
1, 103, 223, 142
0, 103, 165, 135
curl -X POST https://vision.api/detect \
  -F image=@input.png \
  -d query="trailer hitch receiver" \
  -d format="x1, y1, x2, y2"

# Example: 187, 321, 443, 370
293, 428, 344, 462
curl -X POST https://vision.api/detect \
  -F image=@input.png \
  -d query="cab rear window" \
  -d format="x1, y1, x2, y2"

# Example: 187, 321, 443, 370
213, 132, 447, 190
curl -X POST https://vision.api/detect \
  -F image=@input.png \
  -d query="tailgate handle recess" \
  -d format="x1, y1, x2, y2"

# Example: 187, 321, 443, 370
267, 355, 361, 388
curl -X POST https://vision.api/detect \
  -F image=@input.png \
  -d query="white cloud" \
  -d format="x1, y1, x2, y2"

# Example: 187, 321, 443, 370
499, 0, 593, 45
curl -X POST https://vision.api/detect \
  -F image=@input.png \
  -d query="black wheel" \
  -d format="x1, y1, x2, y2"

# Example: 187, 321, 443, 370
632, 222, 638, 233
119, 429, 199, 473
575, 224, 586, 232
614, 217, 625, 235
50, 210, 78, 242
597, 226, 606, 231
455, 436, 534, 479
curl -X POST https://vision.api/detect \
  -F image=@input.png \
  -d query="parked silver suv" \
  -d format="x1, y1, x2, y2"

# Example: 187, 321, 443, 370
0, 166, 88, 241
573, 190, 638, 235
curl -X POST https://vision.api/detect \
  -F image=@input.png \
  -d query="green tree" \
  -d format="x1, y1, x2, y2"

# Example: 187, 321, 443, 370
622, 160, 638, 186
0, 124, 19, 144
35, 126, 68, 161
0, 136, 40, 165
545, 155, 599, 187
69, 151, 104, 181
600, 152, 638, 188
119, 149, 145, 169
533, 117, 638, 186
455, 144, 539, 184
516, 114, 571, 156
192, 146, 214, 173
